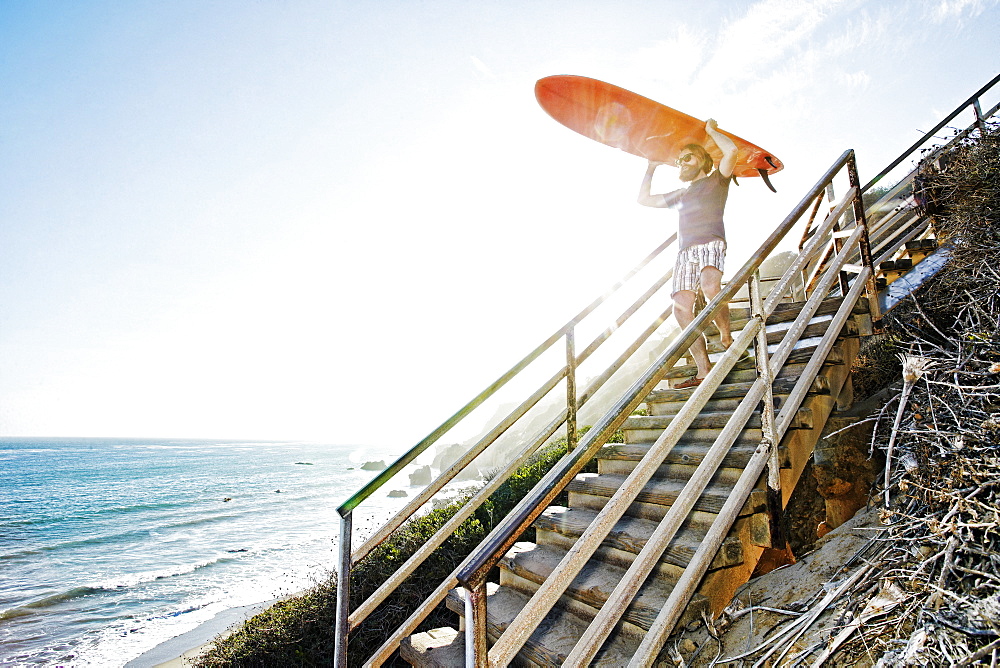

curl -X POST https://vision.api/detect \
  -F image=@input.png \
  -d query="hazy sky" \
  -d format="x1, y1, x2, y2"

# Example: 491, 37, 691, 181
2, 0, 998, 446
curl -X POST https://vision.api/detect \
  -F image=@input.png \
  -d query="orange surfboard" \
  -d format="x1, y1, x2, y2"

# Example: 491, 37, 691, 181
535, 75, 783, 190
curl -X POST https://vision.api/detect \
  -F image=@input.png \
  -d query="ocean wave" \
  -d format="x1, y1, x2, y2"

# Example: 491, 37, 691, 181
0, 586, 101, 620
10, 512, 246, 556
0, 556, 242, 622
90, 555, 240, 590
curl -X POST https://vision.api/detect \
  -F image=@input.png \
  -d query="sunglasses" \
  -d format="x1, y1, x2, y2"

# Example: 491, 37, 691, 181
675, 153, 699, 166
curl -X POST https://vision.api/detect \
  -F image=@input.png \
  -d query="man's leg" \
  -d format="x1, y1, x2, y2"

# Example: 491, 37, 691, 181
673, 289, 712, 379
700, 265, 733, 349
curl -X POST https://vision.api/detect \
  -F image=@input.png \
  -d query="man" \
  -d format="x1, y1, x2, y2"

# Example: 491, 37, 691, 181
638, 119, 738, 389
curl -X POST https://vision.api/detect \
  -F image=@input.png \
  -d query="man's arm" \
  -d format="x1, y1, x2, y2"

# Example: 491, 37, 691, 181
638, 160, 682, 208
705, 119, 738, 179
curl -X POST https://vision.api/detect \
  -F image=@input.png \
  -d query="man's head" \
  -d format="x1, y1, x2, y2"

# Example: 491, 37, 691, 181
676, 144, 714, 182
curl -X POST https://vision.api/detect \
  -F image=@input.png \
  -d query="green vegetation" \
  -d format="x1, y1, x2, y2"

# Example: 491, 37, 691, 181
195, 433, 600, 667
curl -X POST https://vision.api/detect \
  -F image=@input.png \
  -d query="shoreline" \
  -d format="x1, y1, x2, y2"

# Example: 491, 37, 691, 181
125, 599, 278, 668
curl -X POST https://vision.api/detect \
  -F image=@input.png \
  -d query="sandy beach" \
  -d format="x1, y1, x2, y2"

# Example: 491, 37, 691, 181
125, 600, 276, 668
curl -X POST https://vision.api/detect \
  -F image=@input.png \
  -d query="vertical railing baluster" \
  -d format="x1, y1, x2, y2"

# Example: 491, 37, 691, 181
465, 582, 488, 667
335, 512, 352, 668
973, 97, 986, 132
751, 271, 783, 548
847, 155, 882, 322
566, 326, 577, 451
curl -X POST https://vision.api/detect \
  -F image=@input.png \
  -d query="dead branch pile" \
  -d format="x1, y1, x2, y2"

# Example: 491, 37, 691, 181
796, 121, 1000, 666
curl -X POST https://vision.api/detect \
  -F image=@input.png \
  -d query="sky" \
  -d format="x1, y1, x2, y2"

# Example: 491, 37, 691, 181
2, 0, 999, 447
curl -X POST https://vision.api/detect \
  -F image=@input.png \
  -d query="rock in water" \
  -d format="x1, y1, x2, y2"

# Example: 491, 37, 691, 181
409, 465, 432, 486
361, 460, 386, 471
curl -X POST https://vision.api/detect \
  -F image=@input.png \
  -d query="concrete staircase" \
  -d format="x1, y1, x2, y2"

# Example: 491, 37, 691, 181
400, 294, 870, 666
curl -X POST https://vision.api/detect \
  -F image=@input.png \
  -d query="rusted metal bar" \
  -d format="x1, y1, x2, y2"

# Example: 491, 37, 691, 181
566, 327, 577, 451
334, 512, 352, 668
797, 192, 827, 251
801, 188, 860, 296
465, 583, 488, 667
751, 272, 783, 548
847, 155, 881, 322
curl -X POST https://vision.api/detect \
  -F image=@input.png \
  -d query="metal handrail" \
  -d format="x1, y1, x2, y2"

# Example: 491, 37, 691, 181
333, 232, 681, 665
488, 183, 866, 665
862, 71, 1000, 192
455, 149, 855, 588
799, 88, 1000, 308
567, 198, 862, 665
631, 243, 874, 667
450, 150, 869, 665
336, 234, 676, 518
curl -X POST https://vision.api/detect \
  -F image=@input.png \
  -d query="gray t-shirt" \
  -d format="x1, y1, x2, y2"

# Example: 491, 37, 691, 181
662, 170, 731, 250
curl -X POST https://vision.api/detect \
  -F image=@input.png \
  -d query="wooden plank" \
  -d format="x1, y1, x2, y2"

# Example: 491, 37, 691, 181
443, 585, 640, 667
647, 374, 830, 403
623, 406, 813, 431
533, 508, 742, 568
598, 442, 791, 469
498, 543, 710, 632
561, 474, 765, 519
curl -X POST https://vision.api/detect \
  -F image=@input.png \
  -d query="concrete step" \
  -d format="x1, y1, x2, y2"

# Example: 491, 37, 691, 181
400, 627, 464, 667
534, 505, 745, 570
443, 583, 639, 667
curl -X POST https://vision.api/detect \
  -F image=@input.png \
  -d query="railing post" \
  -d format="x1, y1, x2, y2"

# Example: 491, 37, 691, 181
566, 326, 577, 451
335, 512, 352, 668
464, 581, 488, 667
973, 97, 986, 132
750, 271, 783, 548
847, 154, 882, 322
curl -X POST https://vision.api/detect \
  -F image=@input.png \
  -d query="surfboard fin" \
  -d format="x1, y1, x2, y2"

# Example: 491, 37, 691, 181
758, 167, 777, 193
731, 175, 739, 186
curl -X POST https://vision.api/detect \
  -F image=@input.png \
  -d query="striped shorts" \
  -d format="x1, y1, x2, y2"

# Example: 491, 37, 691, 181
672, 240, 727, 294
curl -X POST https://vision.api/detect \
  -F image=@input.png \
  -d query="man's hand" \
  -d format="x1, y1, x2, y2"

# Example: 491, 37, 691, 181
703, 118, 737, 178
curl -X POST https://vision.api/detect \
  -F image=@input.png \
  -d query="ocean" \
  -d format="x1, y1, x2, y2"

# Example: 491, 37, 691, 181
0, 437, 420, 667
